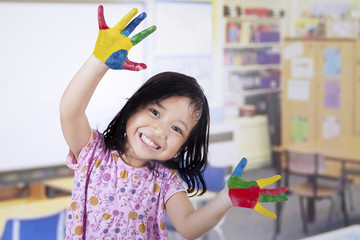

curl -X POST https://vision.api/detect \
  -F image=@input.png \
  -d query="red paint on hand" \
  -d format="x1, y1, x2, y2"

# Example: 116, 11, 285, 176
98, 5, 109, 30
229, 186, 260, 209
260, 186, 288, 195
123, 59, 147, 71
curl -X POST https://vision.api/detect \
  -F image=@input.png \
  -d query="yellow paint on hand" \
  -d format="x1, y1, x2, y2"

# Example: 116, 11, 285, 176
254, 202, 277, 219
256, 175, 281, 188
114, 8, 138, 31
93, 30, 133, 62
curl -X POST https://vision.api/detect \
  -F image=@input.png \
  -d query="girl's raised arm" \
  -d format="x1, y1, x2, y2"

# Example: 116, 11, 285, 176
59, 5, 156, 158
60, 55, 108, 158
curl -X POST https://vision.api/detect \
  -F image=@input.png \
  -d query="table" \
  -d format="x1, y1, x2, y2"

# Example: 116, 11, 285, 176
300, 224, 360, 240
274, 136, 360, 181
285, 136, 360, 164
43, 177, 74, 197
274, 136, 360, 234
0, 196, 71, 236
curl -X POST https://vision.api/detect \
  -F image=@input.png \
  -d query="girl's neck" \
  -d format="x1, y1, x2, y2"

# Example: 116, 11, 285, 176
121, 152, 148, 169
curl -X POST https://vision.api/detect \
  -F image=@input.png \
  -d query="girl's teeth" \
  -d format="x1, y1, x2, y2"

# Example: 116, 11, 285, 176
141, 134, 160, 149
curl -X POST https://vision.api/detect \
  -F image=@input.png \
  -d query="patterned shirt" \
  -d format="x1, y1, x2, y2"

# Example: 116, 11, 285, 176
65, 129, 186, 240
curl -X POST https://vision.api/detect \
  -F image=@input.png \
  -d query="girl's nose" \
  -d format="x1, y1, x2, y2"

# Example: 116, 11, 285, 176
154, 122, 169, 139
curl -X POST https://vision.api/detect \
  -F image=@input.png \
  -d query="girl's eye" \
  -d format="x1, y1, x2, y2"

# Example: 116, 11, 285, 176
150, 108, 160, 117
172, 126, 182, 135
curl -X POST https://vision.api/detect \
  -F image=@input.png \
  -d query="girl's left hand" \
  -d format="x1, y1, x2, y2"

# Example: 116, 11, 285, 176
93, 5, 156, 70
227, 157, 288, 219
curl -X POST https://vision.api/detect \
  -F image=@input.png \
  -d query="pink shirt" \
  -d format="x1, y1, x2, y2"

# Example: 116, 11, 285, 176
65, 129, 186, 240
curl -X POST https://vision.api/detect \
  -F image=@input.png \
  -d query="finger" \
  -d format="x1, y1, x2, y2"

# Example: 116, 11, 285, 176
256, 175, 281, 188
260, 187, 288, 196
114, 8, 138, 31
258, 194, 288, 203
123, 59, 147, 71
254, 203, 277, 219
121, 12, 147, 37
130, 26, 157, 46
98, 5, 109, 30
231, 157, 248, 177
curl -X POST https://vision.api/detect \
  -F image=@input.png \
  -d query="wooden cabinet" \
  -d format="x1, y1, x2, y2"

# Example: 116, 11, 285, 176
281, 38, 360, 146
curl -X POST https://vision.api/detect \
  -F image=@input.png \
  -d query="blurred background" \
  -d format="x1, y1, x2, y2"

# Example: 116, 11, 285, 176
1, 0, 360, 239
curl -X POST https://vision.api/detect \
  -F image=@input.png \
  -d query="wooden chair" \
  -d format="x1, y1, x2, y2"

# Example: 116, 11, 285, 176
283, 150, 349, 234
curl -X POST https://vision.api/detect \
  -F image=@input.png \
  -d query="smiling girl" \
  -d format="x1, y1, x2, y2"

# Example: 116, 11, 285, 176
60, 5, 287, 240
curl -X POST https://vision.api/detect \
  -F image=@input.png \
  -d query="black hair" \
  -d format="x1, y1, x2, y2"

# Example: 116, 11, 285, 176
103, 72, 210, 196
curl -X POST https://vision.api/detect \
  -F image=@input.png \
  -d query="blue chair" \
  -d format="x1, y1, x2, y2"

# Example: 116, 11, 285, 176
1, 209, 66, 240
165, 165, 230, 240
201, 165, 229, 192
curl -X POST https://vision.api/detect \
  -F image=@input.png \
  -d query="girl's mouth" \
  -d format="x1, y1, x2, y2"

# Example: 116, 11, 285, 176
140, 133, 161, 150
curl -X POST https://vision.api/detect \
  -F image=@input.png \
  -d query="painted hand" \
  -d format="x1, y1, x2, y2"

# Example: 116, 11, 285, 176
93, 5, 156, 70
228, 157, 288, 219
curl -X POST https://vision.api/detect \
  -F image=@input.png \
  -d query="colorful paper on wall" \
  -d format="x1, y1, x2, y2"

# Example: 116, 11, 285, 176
292, 116, 308, 142
312, 3, 349, 18
322, 116, 340, 139
283, 42, 304, 60
291, 58, 314, 78
330, 21, 354, 38
324, 48, 341, 77
287, 79, 310, 101
324, 81, 340, 108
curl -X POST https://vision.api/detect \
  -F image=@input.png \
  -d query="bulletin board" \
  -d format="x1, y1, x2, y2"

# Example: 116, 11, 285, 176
281, 40, 318, 145
317, 41, 354, 140
282, 38, 358, 146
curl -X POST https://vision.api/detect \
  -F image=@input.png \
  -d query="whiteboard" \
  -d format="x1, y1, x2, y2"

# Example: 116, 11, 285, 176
152, 1, 215, 101
154, 1, 213, 57
0, 2, 148, 172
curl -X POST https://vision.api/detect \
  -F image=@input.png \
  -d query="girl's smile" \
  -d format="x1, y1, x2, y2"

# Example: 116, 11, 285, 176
139, 133, 161, 150
123, 96, 198, 168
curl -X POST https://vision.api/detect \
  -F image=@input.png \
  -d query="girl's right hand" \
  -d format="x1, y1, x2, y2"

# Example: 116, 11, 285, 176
93, 5, 156, 71
227, 157, 288, 219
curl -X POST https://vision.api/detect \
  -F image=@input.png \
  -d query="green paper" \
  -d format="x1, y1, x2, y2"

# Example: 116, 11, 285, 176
292, 115, 308, 142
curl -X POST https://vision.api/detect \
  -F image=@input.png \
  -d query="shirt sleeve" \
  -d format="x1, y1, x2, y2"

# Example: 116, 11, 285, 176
164, 169, 188, 203
65, 129, 104, 171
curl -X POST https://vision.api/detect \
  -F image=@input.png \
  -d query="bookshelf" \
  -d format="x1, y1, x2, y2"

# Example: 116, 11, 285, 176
223, 13, 283, 106
222, 3, 285, 146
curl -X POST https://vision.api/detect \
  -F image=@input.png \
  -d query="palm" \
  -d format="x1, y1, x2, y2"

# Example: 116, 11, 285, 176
228, 157, 288, 219
93, 6, 156, 70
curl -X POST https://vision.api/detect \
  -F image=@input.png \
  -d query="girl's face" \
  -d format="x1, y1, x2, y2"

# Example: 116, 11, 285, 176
124, 96, 198, 168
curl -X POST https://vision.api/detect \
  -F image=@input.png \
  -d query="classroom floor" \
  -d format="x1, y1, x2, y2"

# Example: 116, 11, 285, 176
169, 166, 360, 240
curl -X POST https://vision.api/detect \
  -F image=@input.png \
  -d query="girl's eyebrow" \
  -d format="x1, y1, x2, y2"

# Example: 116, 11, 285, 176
156, 101, 189, 131
155, 101, 165, 109
177, 119, 189, 132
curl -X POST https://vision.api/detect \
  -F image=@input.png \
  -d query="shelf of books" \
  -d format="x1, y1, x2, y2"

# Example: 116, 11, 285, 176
223, 6, 283, 107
